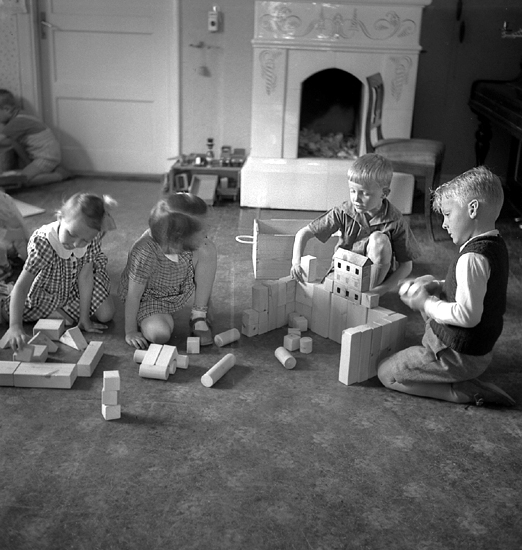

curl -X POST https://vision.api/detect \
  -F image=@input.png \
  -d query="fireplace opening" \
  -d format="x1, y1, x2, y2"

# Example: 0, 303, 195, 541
298, 68, 362, 159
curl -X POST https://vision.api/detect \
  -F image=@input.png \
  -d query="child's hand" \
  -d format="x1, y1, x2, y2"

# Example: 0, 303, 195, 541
291, 262, 304, 283
78, 319, 108, 334
400, 284, 430, 312
126, 330, 148, 349
4, 326, 28, 351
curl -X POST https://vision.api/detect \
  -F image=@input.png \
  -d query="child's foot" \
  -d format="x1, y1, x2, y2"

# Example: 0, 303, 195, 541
189, 317, 213, 346
454, 379, 516, 407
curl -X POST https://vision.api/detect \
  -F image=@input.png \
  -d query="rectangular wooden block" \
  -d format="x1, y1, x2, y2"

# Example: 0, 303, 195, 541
103, 370, 120, 391
295, 302, 312, 323
186, 337, 200, 354
387, 312, 408, 354
77, 341, 105, 377
367, 320, 384, 379
367, 306, 396, 322
156, 345, 178, 369
258, 310, 269, 335
142, 343, 163, 367
29, 331, 58, 353
0, 361, 20, 386
276, 305, 286, 328
32, 344, 49, 363
345, 301, 368, 329
101, 389, 120, 405
361, 292, 380, 309
295, 281, 314, 307
301, 255, 318, 282
328, 293, 348, 344
14, 363, 77, 389
339, 327, 363, 385
102, 404, 121, 421
241, 309, 259, 337
252, 283, 269, 312
33, 319, 65, 341
311, 283, 331, 338
357, 325, 374, 383
13, 345, 35, 362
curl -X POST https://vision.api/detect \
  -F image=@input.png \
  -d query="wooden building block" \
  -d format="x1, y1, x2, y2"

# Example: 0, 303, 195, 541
103, 370, 120, 391
0, 361, 20, 386
374, 317, 394, 362
285, 301, 296, 319
29, 331, 58, 353
284, 333, 301, 352
214, 329, 240, 347
141, 343, 163, 367
345, 301, 368, 329
367, 306, 396, 322
361, 292, 380, 309
339, 327, 363, 386
102, 404, 121, 421
288, 328, 301, 336
156, 345, 178, 370
48, 308, 75, 326
301, 255, 318, 282
310, 283, 331, 338
323, 273, 334, 293
276, 305, 286, 328
201, 353, 236, 388
387, 312, 408, 355
275, 346, 296, 370
32, 345, 48, 363
252, 283, 269, 312
367, 320, 384, 379
288, 313, 308, 332
241, 309, 259, 337
139, 363, 169, 380
328, 293, 348, 344
186, 337, 200, 354
281, 275, 297, 303
258, 311, 269, 335
356, 325, 374, 383
14, 363, 77, 389
300, 336, 313, 354
59, 327, 88, 351
333, 280, 363, 305
77, 341, 104, 377
276, 278, 287, 305
13, 345, 35, 363
296, 281, 314, 307
33, 318, 65, 341
176, 355, 189, 369
295, 302, 312, 322
101, 389, 120, 406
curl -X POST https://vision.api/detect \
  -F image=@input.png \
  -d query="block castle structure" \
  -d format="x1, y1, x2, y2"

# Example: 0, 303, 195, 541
242, 249, 407, 385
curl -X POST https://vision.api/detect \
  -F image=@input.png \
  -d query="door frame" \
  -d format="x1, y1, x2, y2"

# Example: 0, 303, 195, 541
15, 0, 181, 163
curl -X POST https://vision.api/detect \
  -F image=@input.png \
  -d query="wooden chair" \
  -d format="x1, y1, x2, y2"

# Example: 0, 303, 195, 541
365, 73, 445, 240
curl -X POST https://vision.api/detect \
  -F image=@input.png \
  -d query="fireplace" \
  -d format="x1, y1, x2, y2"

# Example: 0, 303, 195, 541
241, 0, 432, 211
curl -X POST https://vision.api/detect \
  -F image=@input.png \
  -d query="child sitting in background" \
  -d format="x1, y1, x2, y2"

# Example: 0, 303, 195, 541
291, 153, 421, 295
2, 193, 116, 350
378, 166, 515, 407
0, 191, 29, 280
0, 89, 68, 186
119, 193, 217, 349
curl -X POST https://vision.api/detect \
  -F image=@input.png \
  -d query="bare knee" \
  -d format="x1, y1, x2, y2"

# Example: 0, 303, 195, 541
141, 315, 173, 344
95, 296, 115, 323
367, 231, 392, 263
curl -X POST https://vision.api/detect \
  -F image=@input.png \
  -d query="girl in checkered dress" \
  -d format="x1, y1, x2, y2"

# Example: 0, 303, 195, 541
119, 193, 217, 349
2, 193, 116, 350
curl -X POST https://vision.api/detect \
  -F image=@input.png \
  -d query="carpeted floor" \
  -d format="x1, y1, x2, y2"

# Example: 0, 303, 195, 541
0, 177, 521, 550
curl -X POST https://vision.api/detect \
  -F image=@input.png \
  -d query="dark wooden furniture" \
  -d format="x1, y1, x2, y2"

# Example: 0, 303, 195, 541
366, 73, 446, 241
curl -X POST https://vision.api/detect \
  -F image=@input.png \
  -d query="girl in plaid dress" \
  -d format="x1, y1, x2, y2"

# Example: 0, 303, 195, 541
2, 193, 116, 350
120, 193, 217, 349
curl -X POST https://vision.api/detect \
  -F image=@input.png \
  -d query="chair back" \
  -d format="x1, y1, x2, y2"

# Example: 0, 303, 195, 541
365, 73, 385, 153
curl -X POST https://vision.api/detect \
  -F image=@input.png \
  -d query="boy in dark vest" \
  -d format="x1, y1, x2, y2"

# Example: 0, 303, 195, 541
378, 166, 515, 406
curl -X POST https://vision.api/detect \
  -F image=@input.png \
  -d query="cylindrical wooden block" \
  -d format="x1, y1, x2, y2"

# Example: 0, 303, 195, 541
133, 349, 147, 364
139, 363, 169, 381
300, 336, 313, 354
275, 346, 296, 370
201, 353, 236, 388
214, 328, 240, 347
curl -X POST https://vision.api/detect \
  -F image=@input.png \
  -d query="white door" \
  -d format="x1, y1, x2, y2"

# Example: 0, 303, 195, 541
38, 0, 179, 174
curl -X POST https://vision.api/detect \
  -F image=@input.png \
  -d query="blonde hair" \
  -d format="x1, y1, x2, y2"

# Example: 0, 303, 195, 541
347, 153, 393, 189
432, 166, 504, 216
58, 193, 118, 232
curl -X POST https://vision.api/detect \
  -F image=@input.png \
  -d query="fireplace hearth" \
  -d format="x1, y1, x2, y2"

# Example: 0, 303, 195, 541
241, 0, 432, 211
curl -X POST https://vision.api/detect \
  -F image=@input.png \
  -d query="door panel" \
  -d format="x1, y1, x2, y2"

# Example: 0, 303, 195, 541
38, 0, 179, 174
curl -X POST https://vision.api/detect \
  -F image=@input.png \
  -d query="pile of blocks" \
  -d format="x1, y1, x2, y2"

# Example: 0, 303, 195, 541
0, 318, 105, 389
102, 371, 121, 420
134, 343, 188, 381
242, 250, 407, 385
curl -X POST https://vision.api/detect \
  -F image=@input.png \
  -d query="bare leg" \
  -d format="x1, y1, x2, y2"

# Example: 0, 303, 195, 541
191, 237, 217, 326
141, 313, 175, 344
366, 231, 392, 288
94, 295, 115, 324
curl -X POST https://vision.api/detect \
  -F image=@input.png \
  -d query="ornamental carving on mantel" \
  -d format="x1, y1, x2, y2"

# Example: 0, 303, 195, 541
259, 50, 283, 95
390, 56, 413, 101
259, 6, 416, 41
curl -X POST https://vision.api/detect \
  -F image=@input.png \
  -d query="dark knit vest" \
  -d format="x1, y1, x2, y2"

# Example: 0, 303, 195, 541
430, 235, 508, 355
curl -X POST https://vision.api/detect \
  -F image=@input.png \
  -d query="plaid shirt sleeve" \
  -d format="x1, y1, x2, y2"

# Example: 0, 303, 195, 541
24, 233, 55, 276
127, 239, 157, 285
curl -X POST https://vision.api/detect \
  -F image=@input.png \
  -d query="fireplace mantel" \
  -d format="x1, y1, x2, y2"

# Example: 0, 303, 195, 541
241, 0, 432, 211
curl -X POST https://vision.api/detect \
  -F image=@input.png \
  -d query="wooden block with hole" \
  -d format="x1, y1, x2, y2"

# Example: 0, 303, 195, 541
59, 326, 88, 351
14, 363, 77, 389
29, 331, 58, 353
33, 319, 65, 341
77, 341, 104, 377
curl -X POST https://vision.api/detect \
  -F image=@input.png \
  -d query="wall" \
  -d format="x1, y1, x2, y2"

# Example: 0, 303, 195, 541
2, 1, 521, 180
